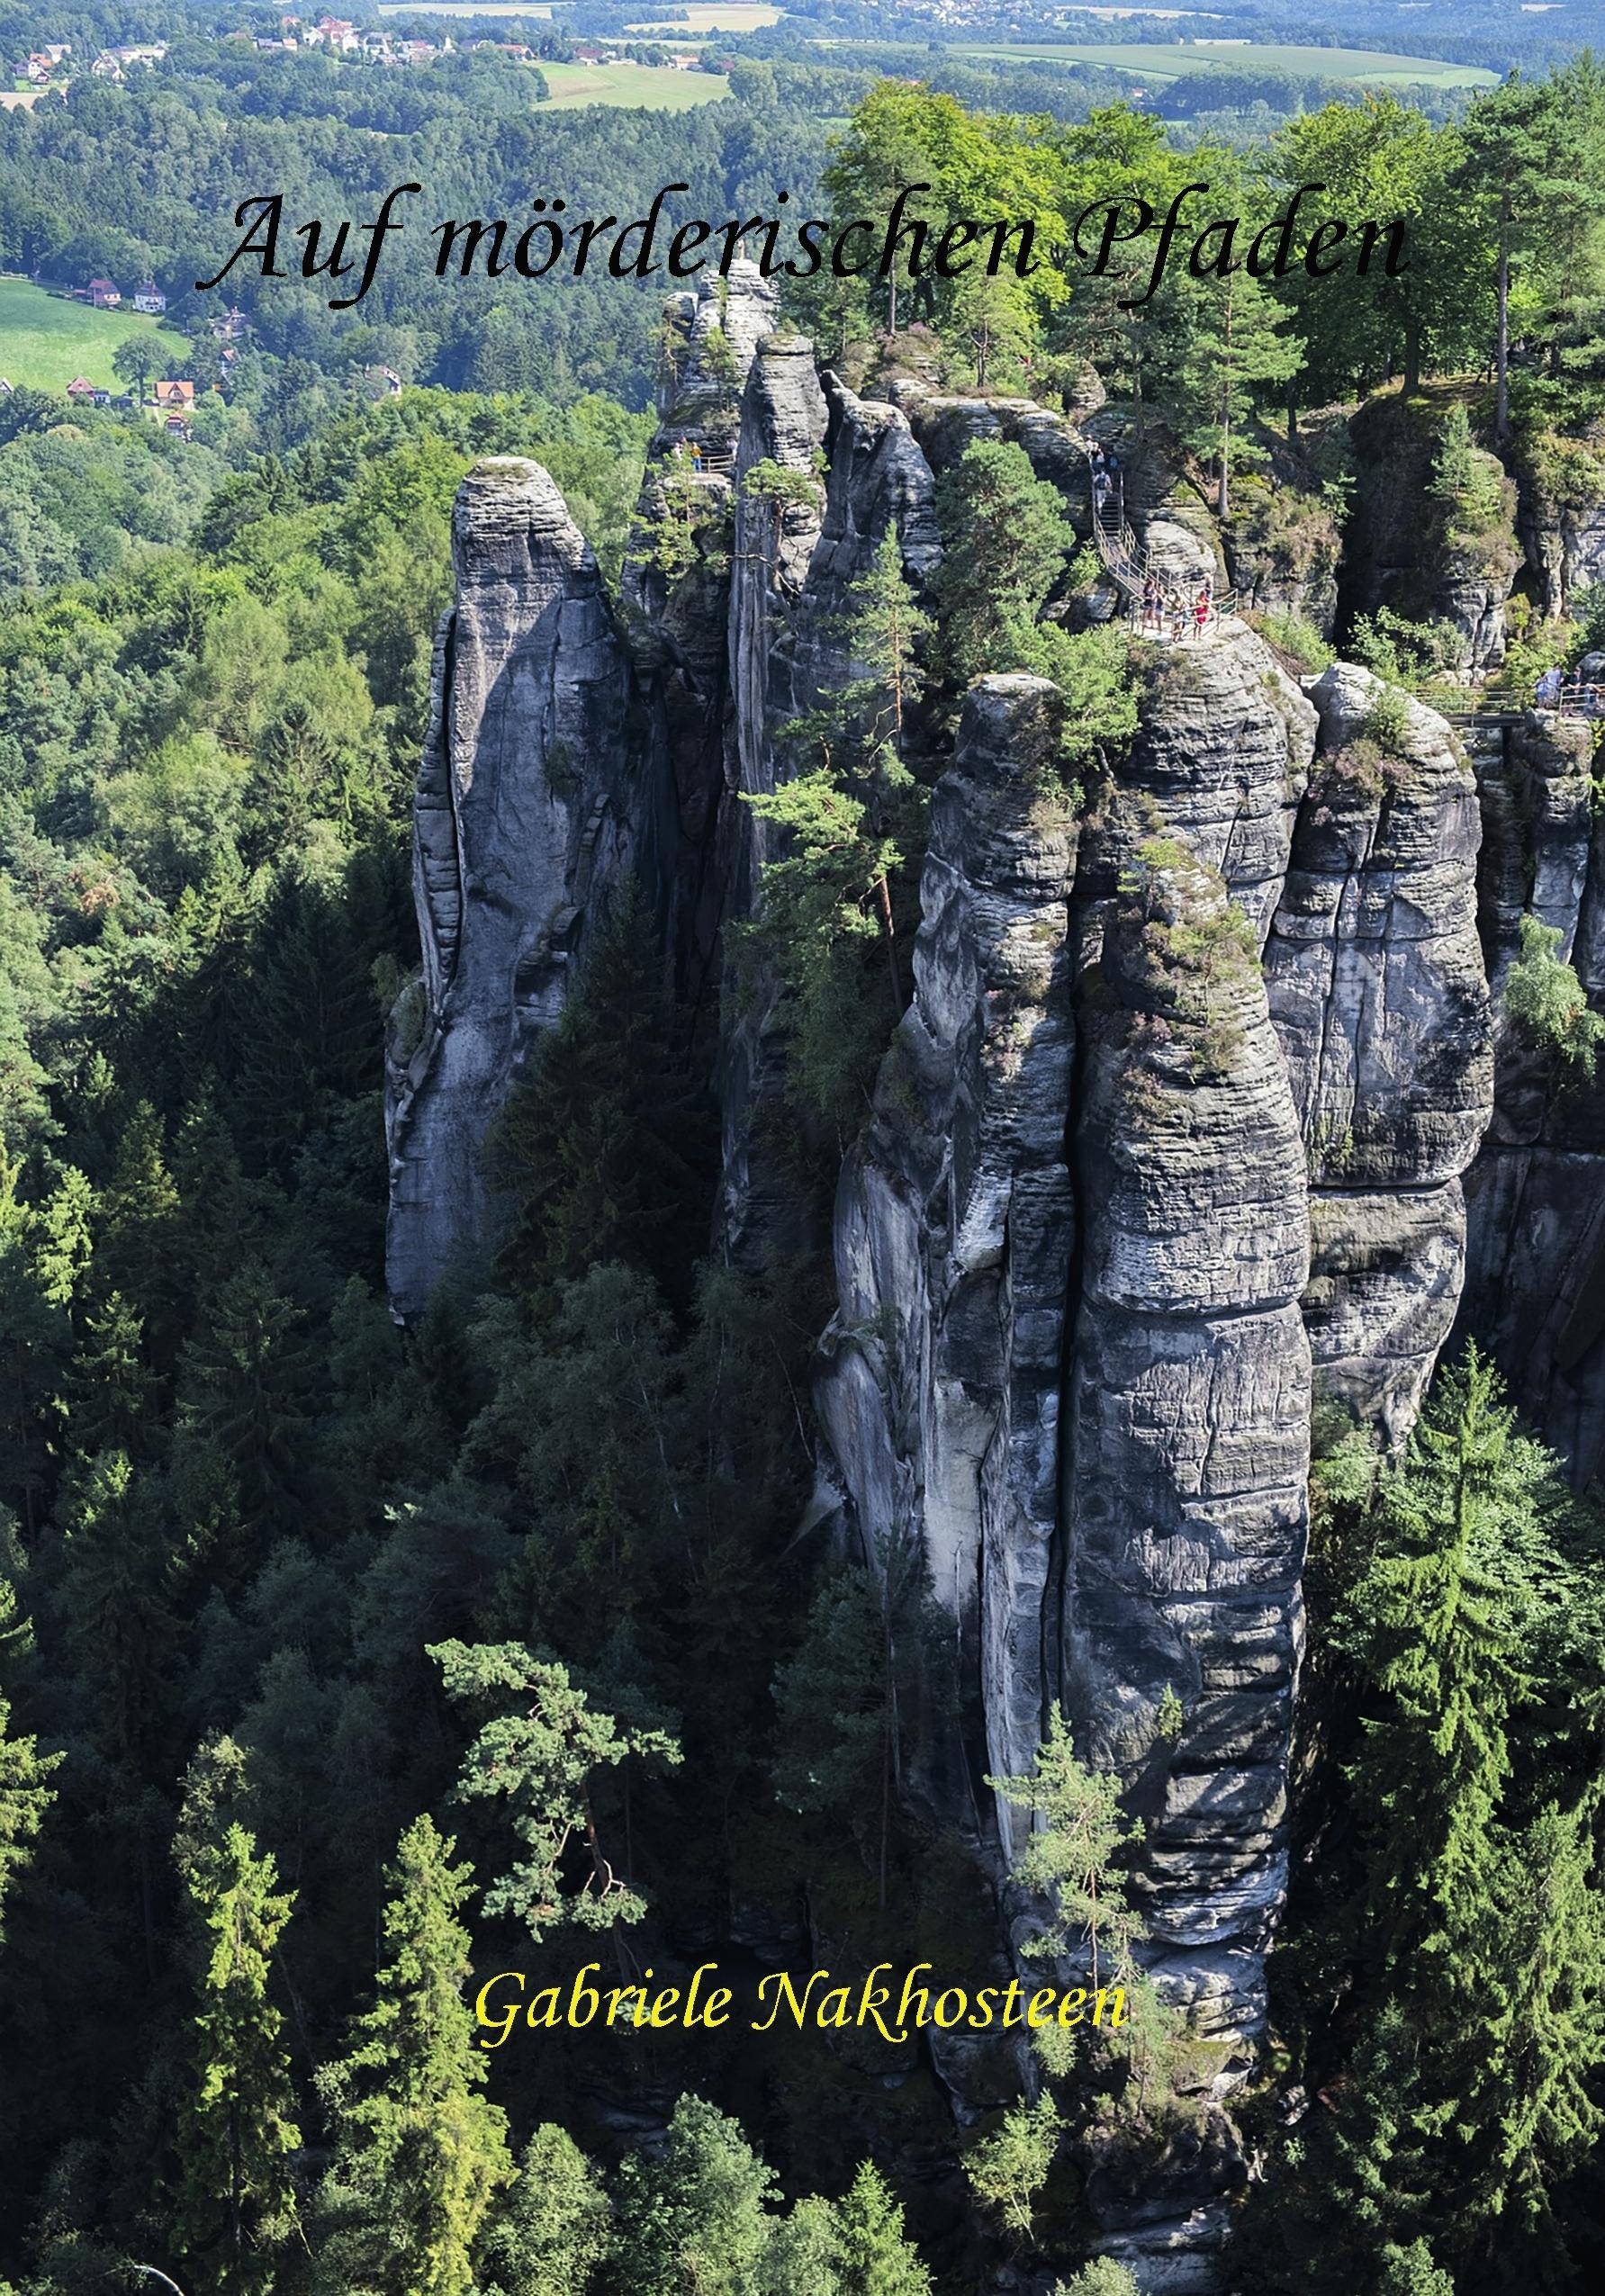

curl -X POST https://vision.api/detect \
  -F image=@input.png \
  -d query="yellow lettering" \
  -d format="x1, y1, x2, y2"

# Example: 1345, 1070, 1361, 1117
968, 1986, 999, 2030
646, 1986, 681, 2029
1058, 1988, 1087, 2027
1027, 1985, 1059, 2030
817, 1985, 852, 2028
1092, 1986, 1127, 2028
896, 1964, 933, 2030
474, 1970, 525, 2048
525, 1985, 562, 2030
567, 1963, 601, 2027
855, 1962, 902, 2044
752, 1969, 831, 2032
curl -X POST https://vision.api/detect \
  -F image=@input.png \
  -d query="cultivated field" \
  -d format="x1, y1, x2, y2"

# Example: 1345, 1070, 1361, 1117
537, 60, 730, 108
625, 6, 782, 29
936, 39, 1499, 86
0, 277, 190, 392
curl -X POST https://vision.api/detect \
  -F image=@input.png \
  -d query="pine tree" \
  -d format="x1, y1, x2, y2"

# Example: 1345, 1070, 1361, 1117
965, 2093, 1061, 2240
173, 1820, 302, 2295
1055, 2264, 1140, 2296
987, 1710, 1142, 1991
1168, 266, 1302, 520
480, 2124, 611, 2296
931, 440, 1075, 688
431, 1641, 681, 1943
739, 528, 933, 1126
314, 1816, 512, 2296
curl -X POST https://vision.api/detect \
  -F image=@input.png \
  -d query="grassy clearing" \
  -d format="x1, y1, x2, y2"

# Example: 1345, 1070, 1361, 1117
0, 276, 191, 392
536, 59, 730, 108
932, 39, 1498, 86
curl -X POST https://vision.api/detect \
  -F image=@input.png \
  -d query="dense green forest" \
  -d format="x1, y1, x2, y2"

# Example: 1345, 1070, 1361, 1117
4, 12, 1605, 2296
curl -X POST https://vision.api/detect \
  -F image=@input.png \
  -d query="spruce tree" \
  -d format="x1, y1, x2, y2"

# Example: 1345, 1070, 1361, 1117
314, 1815, 511, 2296
832, 2162, 932, 2296
1337, 1346, 1527, 1982
173, 1820, 302, 2295
0, 1673, 57, 1950
609, 2094, 778, 2296
480, 2124, 611, 2296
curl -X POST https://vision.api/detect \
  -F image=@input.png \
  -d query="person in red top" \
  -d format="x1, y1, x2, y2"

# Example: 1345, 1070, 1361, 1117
1194, 586, 1211, 640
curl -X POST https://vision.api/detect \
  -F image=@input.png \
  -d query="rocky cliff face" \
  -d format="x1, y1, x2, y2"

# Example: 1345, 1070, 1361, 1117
1345, 395, 1518, 678
1458, 708, 1605, 1485
384, 457, 649, 1319
384, 302, 1605, 2286
815, 675, 1079, 1832
1265, 664, 1494, 1445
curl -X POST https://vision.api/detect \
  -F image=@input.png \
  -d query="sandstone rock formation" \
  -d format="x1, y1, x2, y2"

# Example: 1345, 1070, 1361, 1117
1459, 708, 1605, 1485
1265, 663, 1494, 1443
384, 457, 645, 1319
815, 675, 1079, 1830
384, 303, 1605, 2288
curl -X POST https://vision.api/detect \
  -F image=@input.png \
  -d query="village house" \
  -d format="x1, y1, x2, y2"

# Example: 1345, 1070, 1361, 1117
86, 278, 121, 309
65, 377, 95, 403
132, 284, 167, 315
154, 379, 195, 410
308, 17, 361, 53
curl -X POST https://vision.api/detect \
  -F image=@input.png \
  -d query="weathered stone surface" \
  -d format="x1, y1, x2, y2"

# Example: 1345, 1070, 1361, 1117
718, 345, 942, 1261
619, 263, 778, 1006
1518, 464, 1605, 618
1064, 852, 1312, 2023
1459, 708, 1605, 1485
816, 676, 1079, 1824
1347, 394, 1519, 678
1264, 663, 1493, 1441
1077, 623, 1316, 945
384, 457, 645, 1318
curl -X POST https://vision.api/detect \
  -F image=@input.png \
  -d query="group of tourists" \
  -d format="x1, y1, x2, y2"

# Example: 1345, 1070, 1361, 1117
1090, 437, 1122, 513
1140, 572, 1214, 643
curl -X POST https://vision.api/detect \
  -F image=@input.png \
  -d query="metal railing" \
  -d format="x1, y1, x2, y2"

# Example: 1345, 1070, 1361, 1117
1078, 440, 1237, 630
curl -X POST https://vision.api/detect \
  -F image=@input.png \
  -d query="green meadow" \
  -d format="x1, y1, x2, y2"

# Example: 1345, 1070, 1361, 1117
0, 275, 190, 392
537, 59, 731, 108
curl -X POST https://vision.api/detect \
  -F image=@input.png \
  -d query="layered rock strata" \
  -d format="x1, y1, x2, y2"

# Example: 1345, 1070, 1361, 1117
1064, 851, 1312, 2026
1264, 664, 1494, 1443
815, 676, 1079, 1828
